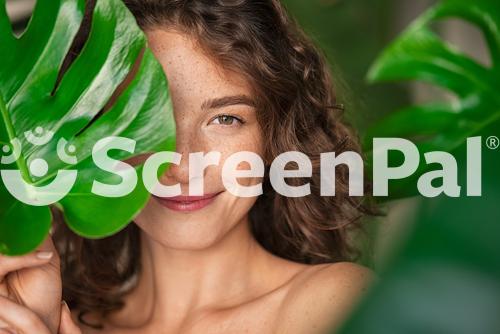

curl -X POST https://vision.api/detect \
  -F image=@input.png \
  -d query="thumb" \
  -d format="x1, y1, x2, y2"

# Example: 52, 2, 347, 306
59, 301, 82, 334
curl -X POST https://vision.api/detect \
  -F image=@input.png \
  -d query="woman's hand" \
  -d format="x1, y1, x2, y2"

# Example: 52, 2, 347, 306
0, 237, 66, 333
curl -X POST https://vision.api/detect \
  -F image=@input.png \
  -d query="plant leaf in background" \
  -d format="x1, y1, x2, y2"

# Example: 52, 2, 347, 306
340, 128, 500, 334
364, 0, 500, 199
337, 0, 500, 333
0, 0, 175, 255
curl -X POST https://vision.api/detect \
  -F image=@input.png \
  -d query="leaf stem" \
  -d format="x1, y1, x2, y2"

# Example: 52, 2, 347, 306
0, 93, 30, 180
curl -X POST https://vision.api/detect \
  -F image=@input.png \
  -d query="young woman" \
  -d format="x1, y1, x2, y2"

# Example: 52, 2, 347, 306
0, 1, 374, 333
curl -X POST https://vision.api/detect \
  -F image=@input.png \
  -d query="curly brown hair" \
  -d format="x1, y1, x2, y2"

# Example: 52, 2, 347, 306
54, 0, 375, 325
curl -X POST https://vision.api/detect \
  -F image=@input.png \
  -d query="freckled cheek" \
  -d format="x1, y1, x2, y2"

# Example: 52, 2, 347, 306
205, 123, 264, 154
209, 136, 264, 188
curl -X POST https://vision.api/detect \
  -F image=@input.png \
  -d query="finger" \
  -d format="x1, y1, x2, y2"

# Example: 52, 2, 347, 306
0, 329, 18, 334
0, 234, 59, 281
59, 302, 81, 334
0, 296, 51, 334
0, 321, 18, 334
0, 252, 54, 280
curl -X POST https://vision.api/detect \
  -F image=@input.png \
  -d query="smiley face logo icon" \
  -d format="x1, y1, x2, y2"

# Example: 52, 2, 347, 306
1, 127, 79, 206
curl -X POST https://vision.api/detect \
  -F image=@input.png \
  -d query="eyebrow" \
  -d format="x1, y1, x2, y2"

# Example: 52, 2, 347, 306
201, 95, 256, 110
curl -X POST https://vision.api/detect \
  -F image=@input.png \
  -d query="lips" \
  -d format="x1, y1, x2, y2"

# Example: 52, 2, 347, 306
153, 192, 222, 212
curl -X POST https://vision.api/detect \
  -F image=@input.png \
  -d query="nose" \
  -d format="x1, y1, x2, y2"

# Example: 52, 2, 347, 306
162, 122, 199, 186
164, 158, 189, 187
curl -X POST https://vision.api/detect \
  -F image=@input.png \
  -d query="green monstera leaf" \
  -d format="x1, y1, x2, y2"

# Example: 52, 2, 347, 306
0, 0, 175, 255
363, 0, 500, 199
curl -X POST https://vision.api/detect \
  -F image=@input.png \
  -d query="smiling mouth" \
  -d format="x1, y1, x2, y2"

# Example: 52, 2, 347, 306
152, 192, 223, 212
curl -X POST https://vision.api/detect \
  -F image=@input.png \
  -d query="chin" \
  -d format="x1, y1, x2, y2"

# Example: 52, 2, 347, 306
139, 219, 228, 251
133, 195, 250, 251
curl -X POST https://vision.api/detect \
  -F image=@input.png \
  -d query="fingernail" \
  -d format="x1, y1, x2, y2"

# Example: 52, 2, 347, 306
36, 251, 53, 260
62, 300, 70, 312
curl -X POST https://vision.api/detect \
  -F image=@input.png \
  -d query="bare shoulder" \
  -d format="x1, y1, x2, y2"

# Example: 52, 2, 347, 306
275, 262, 374, 334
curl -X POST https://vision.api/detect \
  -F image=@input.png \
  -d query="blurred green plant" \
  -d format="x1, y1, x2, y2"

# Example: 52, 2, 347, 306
338, 0, 500, 333
0, 0, 175, 255
363, 0, 500, 199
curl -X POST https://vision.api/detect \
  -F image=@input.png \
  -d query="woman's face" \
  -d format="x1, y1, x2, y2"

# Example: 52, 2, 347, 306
134, 30, 264, 250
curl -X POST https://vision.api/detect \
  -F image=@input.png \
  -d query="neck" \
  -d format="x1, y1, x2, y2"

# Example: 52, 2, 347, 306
111, 217, 277, 328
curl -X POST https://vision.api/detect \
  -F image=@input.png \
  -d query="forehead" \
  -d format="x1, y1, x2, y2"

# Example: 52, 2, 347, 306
145, 29, 253, 106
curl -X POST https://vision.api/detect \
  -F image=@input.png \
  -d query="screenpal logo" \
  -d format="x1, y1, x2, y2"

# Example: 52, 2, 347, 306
0, 128, 488, 206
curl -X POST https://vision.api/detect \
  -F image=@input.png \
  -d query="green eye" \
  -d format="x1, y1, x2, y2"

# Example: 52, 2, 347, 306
211, 115, 242, 126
